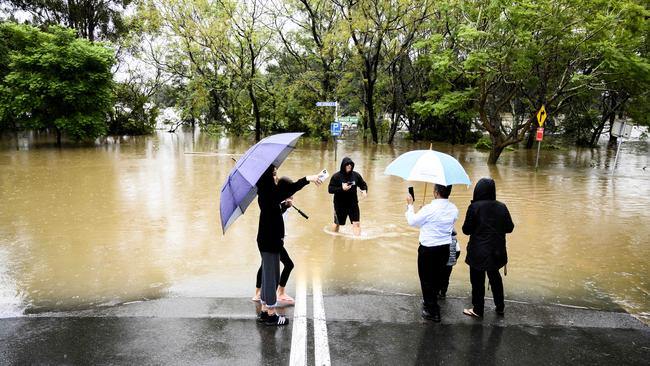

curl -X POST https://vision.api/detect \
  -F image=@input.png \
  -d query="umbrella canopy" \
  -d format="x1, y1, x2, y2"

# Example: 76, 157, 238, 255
219, 132, 303, 233
384, 149, 471, 186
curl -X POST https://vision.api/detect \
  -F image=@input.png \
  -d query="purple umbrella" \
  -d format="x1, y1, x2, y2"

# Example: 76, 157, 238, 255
219, 132, 304, 233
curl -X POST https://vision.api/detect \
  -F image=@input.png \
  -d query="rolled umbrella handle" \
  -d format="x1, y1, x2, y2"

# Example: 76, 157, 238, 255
291, 205, 309, 219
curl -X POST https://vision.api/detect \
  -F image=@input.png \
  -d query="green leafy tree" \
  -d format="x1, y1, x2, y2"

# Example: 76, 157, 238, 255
333, 0, 434, 143
271, 0, 349, 139
0, 23, 114, 145
563, 0, 650, 146
415, 0, 649, 163
2, 0, 132, 41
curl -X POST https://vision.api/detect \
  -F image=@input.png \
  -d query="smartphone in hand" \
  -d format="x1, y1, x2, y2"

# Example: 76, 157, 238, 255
318, 169, 329, 181
408, 186, 415, 201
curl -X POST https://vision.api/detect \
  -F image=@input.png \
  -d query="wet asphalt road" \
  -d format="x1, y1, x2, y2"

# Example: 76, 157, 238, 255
0, 295, 648, 365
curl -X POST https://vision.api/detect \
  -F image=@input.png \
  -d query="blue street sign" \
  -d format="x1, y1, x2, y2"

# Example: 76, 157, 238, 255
316, 101, 337, 107
331, 122, 341, 137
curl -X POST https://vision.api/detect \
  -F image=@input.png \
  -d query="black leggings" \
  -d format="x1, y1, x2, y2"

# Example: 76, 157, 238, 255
256, 247, 294, 288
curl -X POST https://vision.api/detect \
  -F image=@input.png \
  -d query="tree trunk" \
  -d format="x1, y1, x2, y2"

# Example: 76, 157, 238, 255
247, 40, 261, 141
388, 115, 399, 144
607, 113, 618, 148
488, 144, 505, 164
608, 134, 618, 147
12, 120, 19, 150
56, 128, 62, 147
450, 117, 457, 145
365, 82, 378, 143
249, 84, 261, 141
590, 94, 620, 147
525, 123, 536, 149
487, 132, 506, 164
589, 114, 610, 147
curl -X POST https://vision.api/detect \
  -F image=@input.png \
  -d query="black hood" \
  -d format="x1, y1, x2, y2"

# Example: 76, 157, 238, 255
277, 176, 294, 199
472, 177, 496, 202
340, 157, 355, 174
257, 165, 276, 188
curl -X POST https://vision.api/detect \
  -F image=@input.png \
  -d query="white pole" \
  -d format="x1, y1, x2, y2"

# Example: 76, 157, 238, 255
612, 121, 625, 172
535, 140, 542, 171
334, 102, 338, 162
613, 140, 623, 171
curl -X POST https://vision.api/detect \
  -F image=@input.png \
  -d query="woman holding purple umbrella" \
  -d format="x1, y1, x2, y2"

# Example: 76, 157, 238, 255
255, 165, 321, 326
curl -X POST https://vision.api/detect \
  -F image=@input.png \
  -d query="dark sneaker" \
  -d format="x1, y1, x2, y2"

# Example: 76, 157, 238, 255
421, 309, 441, 323
496, 308, 505, 316
256, 311, 269, 323
438, 292, 447, 300
265, 314, 290, 326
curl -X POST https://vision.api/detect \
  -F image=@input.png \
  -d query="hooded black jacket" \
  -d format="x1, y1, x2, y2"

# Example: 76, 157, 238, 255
463, 178, 514, 271
256, 166, 309, 253
328, 157, 368, 207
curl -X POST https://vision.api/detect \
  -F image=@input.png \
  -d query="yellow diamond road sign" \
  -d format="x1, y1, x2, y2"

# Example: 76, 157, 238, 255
537, 105, 547, 127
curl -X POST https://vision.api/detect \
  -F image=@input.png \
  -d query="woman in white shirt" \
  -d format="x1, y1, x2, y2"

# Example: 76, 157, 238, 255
406, 184, 458, 322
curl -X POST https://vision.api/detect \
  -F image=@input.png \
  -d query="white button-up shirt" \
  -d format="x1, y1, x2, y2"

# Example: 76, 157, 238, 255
406, 199, 458, 247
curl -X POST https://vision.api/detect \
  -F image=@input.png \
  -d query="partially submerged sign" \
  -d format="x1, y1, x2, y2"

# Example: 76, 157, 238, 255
611, 120, 632, 138
536, 127, 544, 141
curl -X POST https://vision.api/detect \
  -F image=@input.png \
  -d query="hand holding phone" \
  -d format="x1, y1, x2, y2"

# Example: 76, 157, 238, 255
408, 186, 415, 201
318, 169, 329, 182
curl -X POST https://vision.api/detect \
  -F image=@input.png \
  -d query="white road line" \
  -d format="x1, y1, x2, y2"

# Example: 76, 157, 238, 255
289, 276, 307, 366
312, 275, 331, 366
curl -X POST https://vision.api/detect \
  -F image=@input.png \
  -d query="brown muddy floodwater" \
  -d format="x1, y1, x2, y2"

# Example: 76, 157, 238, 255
0, 130, 648, 323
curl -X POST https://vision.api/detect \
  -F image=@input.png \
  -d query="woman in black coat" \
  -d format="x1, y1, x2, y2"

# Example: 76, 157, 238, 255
462, 178, 514, 317
256, 165, 321, 326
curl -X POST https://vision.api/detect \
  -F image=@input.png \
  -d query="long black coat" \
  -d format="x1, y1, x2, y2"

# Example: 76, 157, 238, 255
463, 178, 514, 271
256, 166, 309, 253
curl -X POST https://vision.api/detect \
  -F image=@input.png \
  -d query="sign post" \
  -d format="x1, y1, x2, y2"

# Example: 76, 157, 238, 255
331, 121, 341, 161
611, 120, 632, 172
535, 105, 547, 170
317, 101, 339, 162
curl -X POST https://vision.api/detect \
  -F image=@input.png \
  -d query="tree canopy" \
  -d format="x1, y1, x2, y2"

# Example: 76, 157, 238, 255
1, 0, 648, 164
0, 23, 115, 144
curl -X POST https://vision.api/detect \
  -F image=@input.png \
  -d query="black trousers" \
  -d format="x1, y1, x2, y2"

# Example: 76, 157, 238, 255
469, 267, 505, 316
417, 244, 450, 313
256, 247, 294, 288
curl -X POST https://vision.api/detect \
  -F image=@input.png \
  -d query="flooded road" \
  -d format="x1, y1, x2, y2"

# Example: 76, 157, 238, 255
0, 130, 648, 323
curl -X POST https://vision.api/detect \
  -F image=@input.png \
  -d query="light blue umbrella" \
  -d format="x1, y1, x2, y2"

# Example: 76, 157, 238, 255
384, 149, 470, 186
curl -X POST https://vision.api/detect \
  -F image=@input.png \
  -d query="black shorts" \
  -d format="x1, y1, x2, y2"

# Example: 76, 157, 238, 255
334, 205, 360, 225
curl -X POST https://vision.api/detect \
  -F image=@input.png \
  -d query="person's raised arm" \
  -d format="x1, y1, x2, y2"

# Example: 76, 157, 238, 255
405, 194, 427, 227
280, 175, 321, 201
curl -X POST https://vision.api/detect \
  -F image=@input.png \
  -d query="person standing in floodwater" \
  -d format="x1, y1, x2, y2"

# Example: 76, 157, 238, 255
256, 165, 322, 326
406, 184, 458, 322
462, 177, 514, 318
328, 157, 368, 236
